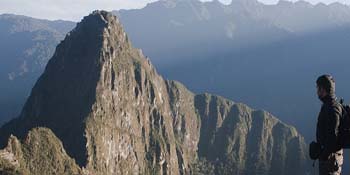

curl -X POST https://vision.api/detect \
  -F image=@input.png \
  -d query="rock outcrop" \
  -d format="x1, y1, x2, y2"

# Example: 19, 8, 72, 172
194, 94, 307, 174
0, 127, 81, 175
0, 11, 309, 175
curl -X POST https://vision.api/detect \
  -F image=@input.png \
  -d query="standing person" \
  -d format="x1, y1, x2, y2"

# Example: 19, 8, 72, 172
316, 74, 343, 175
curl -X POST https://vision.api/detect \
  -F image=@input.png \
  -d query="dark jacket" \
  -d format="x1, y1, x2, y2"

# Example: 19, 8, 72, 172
316, 95, 342, 160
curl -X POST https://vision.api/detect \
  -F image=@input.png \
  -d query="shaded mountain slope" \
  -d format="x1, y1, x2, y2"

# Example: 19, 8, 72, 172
0, 14, 75, 124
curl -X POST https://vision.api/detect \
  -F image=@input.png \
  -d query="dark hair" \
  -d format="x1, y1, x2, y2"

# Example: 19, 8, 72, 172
316, 74, 335, 94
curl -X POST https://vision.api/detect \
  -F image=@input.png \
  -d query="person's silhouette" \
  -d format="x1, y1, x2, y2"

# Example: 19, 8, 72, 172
316, 74, 343, 175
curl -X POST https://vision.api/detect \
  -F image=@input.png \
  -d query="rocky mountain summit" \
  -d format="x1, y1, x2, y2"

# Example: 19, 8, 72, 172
0, 11, 308, 175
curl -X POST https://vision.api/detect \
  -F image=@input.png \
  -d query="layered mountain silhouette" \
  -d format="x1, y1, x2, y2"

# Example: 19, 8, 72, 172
0, 11, 309, 175
0, 14, 75, 124
115, 0, 350, 65
114, 0, 350, 142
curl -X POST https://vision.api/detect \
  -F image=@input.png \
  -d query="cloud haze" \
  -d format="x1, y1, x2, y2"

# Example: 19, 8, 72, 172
0, 0, 349, 21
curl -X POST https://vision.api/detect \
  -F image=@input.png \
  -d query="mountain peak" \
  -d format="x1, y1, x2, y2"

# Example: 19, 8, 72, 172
0, 11, 135, 167
80, 10, 119, 27
0, 10, 309, 175
71, 10, 129, 44
60, 10, 132, 67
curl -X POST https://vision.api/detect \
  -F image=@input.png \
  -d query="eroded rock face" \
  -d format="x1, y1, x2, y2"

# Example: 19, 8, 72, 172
0, 127, 81, 175
194, 94, 307, 175
0, 11, 309, 175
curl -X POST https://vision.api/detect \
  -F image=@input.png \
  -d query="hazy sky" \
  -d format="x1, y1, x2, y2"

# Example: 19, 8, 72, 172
0, 0, 349, 21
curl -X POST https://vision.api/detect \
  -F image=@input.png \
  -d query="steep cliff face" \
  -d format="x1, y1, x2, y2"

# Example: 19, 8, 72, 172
0, 11, 308, 175
195, 94, 307, 174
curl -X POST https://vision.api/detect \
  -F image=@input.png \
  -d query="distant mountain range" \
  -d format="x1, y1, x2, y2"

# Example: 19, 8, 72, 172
115, 0, 350, 64
114, 0, 350, 142
0, 14, 75, 124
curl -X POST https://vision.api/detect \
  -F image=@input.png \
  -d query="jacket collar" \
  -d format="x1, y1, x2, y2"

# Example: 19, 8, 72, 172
320, 94, 337, 105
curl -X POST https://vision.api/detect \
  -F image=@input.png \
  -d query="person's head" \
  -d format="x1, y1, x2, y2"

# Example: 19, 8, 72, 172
316, 74, 335, 99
